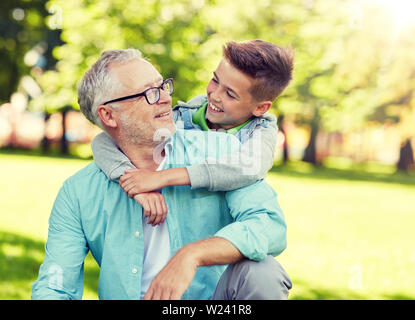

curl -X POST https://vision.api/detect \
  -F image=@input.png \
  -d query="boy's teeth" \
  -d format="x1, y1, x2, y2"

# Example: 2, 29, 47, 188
210, 104, 222, 112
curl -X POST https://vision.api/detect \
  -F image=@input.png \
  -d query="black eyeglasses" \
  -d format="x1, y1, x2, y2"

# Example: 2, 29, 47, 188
103, 78, 174, 105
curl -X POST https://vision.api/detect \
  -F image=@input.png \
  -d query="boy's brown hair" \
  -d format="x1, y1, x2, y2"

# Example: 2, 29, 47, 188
223, 40, 294, 102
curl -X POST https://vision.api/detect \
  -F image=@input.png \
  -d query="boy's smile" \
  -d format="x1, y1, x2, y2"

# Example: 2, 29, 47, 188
207, 102, 223, 113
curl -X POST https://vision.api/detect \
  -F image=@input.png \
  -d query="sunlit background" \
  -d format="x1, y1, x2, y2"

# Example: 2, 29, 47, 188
1, 0, 414, 300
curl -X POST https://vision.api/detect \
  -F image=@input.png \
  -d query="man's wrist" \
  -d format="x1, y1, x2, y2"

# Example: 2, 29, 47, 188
180, 237, 243, 268
176, 243, 201, 268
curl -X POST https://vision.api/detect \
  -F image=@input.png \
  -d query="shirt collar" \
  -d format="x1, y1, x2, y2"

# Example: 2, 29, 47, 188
153, 133, 174, 170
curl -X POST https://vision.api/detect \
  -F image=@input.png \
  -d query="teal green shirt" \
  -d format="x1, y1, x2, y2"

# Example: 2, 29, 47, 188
32, 129, 286, 300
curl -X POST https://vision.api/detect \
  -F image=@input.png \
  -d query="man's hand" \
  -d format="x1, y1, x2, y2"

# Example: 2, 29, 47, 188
120, 168, 163, 196
134, 192, 167, 226
143, 246, 198, 300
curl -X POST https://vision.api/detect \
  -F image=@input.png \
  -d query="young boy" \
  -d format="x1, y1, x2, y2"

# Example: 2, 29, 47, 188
92, 40, 294, 225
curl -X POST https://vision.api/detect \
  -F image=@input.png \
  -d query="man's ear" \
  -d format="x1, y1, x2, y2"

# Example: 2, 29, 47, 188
97, 105, 118, 128
252, 101, 272, 117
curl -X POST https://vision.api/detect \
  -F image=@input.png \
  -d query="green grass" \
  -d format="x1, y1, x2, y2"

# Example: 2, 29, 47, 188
269, 161, 415, 299
1, 153, 414, 300
0, 153, 98, 299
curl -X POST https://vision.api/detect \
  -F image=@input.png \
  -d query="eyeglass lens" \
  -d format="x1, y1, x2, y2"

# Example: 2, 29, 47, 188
146, 79, 173, 104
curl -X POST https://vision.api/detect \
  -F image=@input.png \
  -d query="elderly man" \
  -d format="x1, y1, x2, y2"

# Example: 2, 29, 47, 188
32, 49, 291, 300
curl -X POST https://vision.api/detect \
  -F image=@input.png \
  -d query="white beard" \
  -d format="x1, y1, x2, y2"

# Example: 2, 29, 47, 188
118, 113, 176, 147
118, 112, 155, 146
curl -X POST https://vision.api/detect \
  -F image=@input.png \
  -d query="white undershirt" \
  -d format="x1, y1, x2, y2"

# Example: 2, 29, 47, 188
140, 157, 171, 299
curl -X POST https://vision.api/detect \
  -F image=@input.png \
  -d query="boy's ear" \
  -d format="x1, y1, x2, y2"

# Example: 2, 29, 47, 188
97, 105, 118, 128
252, 101, 272, 117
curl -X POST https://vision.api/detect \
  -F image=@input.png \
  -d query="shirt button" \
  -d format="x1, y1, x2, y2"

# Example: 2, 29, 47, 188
132, 268, 138, 274
135, 231, 140, 238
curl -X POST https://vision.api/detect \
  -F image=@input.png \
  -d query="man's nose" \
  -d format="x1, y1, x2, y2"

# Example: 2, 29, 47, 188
158, 87, 172, 104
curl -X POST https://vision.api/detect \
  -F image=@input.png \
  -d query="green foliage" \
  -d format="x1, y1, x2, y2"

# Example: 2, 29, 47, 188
6, 0, 413, 144
0, 0, 61, 103
32, 0, 215, 112
32, 0, 352, 117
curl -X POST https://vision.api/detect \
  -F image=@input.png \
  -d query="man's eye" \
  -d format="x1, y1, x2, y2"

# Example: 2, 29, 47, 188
211, 77, 219, 84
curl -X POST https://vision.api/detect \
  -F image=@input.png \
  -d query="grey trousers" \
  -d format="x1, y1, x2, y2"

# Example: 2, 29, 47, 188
211, 256, 292, 300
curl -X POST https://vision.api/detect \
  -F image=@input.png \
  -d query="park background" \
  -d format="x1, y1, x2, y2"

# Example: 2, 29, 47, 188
1, 0, 414, 299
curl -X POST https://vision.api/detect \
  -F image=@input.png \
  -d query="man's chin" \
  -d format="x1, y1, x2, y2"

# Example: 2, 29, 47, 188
153, 123, 176, 143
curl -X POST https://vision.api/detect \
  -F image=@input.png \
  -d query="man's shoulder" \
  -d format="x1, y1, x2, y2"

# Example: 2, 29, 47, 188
64, 161, 108, 189
69, 161, 102, 177
225, 179, 278, 207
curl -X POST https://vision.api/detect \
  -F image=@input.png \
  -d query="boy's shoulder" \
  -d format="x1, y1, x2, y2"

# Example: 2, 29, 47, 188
172, 95, 207, 130
260, 112, 277, 122
173, 94, 207, 110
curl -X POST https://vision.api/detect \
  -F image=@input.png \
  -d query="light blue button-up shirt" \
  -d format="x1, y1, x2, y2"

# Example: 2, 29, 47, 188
32, 129, 287, 300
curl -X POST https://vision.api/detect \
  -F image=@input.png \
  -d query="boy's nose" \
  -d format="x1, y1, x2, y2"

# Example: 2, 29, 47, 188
209, 87, 222, 103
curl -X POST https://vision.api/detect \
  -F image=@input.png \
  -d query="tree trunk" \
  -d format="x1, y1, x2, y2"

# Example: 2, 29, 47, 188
397, 139, 414, 172
277, 114, 289, 163
60, 108, 69, 155
41, 112, 51, 154
8, 62, 19, 103
302, 111, 320, 164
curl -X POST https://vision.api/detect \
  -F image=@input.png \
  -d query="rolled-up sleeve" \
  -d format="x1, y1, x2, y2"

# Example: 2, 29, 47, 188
214, 180, 287, 262
31, 181, 88, 300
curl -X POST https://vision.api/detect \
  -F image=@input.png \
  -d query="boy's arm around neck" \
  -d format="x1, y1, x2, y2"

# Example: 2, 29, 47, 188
91, 131, 135, 181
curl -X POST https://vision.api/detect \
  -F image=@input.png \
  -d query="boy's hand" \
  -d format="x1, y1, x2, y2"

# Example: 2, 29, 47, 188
134, 192, 168, 226
120, 168, 163, 196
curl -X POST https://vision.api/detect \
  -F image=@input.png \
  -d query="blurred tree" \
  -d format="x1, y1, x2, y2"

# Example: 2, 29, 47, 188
30, 0, 214, 154
31, 0, 212, 114
320, 3, 415, 171
31, 0, 355, 161
0, 0, 61, 104
376, 24, 415, 172
397, 139, 414, 172
201, 0, 352, 165
28, 0, 414, 168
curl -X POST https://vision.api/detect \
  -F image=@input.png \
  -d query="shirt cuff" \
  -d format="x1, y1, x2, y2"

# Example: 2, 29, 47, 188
186, 164, 211, 190
214, 222, 268, 262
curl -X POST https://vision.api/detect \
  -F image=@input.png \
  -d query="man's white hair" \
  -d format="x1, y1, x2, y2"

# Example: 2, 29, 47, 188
77, 48, 144, 129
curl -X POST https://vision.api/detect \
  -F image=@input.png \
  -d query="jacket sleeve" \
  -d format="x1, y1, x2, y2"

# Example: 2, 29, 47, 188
186, 114, 278, 191
91, 132, 135, 181
175, 94, 208, 109
31, 181, 89, 300
214, 180, 287, 261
